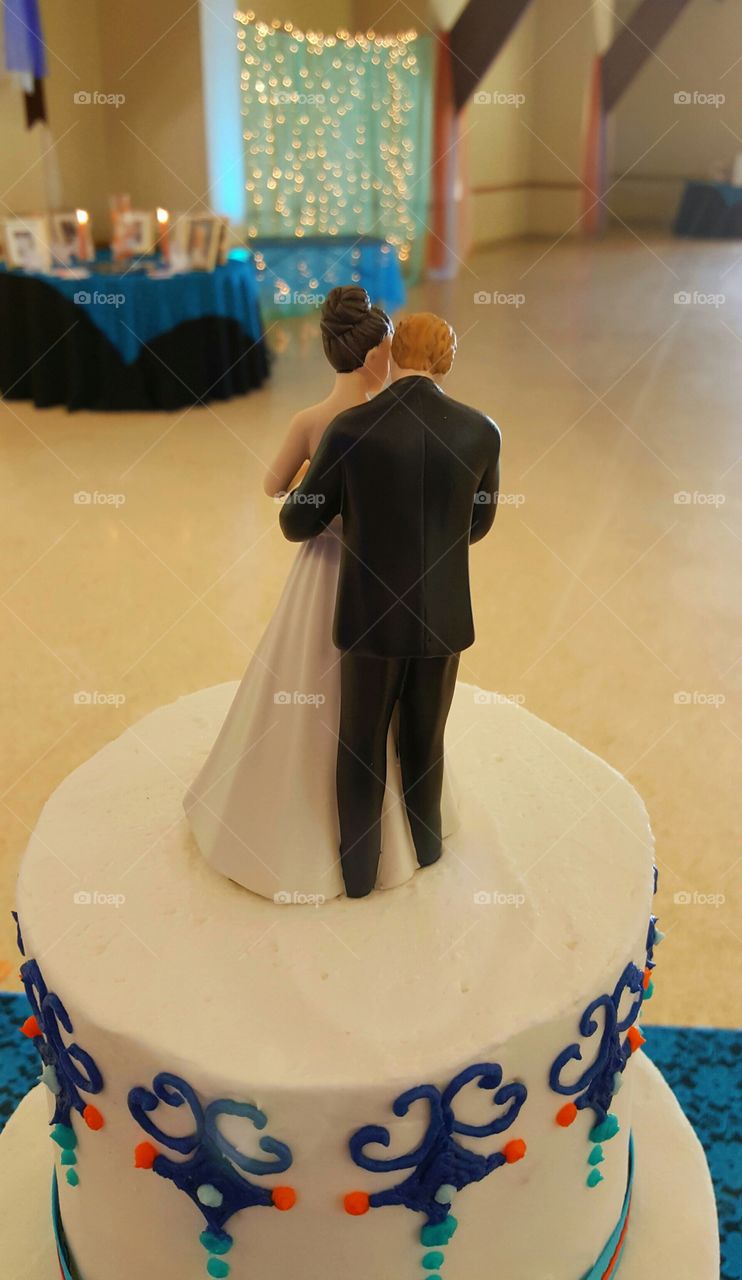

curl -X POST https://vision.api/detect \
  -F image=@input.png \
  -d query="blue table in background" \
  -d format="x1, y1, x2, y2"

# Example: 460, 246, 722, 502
252, 235, 406, 319
0, 256, 269, 411
674, 180, 742, 238
0, 993, 739, 1278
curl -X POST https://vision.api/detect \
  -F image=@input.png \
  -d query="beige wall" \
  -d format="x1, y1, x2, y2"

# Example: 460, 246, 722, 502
0, 0, 108, 224
95, 0, 208, 217
611, 0, 742, 226
0, 66, 47, 219
1, 0, 732, 256
42, 0, 109, 226
0, 0, 208, 239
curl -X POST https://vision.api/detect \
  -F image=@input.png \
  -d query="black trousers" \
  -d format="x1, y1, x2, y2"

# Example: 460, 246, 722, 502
337, 652, 460, 897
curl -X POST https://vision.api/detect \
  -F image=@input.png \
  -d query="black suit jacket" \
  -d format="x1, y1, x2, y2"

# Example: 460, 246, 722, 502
280, 375, 501, 657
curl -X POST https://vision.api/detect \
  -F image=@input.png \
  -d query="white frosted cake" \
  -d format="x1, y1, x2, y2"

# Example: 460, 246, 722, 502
7, 681, 707, 1280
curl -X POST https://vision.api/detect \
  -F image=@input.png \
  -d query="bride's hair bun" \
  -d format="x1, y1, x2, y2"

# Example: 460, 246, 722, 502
320, 286, 392, 372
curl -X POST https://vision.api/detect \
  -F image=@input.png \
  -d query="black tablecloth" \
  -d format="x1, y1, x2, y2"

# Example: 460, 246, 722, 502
674, 181, 742, 239
0, 273, 270, 412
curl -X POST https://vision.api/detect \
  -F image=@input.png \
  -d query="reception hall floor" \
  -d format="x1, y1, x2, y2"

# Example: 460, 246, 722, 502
1, 231, 740, 1027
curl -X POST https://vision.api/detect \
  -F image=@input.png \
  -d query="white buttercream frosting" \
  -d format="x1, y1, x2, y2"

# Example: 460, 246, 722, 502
16, 682, 657, 1280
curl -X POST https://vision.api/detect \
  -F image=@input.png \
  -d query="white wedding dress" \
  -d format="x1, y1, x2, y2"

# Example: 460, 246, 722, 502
184, 520, 459, 902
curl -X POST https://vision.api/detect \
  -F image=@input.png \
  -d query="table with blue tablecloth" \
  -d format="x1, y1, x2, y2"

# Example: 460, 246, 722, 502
252, 235, 406, 318
674, 181, 742, 239
0, 255, 269, 411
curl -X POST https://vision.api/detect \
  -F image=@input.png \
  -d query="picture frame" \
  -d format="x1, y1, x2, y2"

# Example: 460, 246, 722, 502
183, 214, 223, 271
127, 211, 155, 257
3, 216, 53, 273
51, 211, 95, 264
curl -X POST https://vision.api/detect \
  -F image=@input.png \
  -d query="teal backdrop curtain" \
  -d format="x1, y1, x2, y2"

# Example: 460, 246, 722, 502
237, 18, 434, 279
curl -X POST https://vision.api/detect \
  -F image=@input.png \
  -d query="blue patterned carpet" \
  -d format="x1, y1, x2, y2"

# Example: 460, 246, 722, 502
0, 994, 739, 1277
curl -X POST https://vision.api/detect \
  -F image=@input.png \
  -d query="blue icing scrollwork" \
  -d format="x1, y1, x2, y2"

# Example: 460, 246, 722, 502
19, 954, 104, 1130
348, 1062, 527, 1227
128, 1072, 295, 1271
548, 960, 644, 1126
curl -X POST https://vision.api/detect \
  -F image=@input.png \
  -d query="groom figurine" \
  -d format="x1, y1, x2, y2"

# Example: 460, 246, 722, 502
281, 312, 501, 897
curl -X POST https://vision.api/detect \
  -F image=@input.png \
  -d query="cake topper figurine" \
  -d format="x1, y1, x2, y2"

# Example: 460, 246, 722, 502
280, 311, 501, 896
184, 290, 498, 901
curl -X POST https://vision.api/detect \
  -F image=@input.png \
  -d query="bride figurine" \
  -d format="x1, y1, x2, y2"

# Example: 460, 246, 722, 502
184, 287, 458, 903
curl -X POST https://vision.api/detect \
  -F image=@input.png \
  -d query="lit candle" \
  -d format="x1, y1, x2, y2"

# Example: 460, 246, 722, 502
75, 209, 90, 262
156, 207, 170, 264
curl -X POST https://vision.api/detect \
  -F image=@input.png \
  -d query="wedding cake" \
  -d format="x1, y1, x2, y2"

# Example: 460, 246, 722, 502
6, 297, 717, 1278
8, 680, 716, 1280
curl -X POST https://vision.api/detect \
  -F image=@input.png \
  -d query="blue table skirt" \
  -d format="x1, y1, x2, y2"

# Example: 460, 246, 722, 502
674, 181, 742, 238
251, 235, 406, 318
0, 995, 738, 1277
0, 257, 265, 366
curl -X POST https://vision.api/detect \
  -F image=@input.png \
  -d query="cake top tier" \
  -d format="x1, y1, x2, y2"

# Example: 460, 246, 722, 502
17, 682, 654, 1089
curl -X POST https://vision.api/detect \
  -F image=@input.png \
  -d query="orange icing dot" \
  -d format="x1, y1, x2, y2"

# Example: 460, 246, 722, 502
83, 1104, 104, 1131
272, 1186, 296, 1211
503, 1138, 526, 1163
134, 1141, 158, 1169
20, 1015, 41, 1039
642, 967, 652, 990
627, 1025, 645, 1053
556, 1102, 578, 1127
344, 1191, 370, 1215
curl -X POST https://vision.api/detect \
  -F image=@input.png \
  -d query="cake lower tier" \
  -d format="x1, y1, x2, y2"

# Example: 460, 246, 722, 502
16, 682, 660, 1280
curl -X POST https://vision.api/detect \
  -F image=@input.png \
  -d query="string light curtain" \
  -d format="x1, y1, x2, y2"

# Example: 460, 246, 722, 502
236, 13, 434, 279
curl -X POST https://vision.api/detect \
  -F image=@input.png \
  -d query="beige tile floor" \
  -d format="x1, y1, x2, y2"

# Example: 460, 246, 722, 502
1, 231, 740, 1026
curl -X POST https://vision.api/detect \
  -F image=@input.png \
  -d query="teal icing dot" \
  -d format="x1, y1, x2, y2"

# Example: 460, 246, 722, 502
434, 1183, 456, 1205
51, 1124, 77, 1151
421, 1251, 445, 1270
588, 1146, 604, 1166
197, 1184, 224, 1208
66, 1169, 80, 1187
200, 1232, 233, 1256
612, 1072, 624, 1096
586, 1169, 603, 1188
644, 980, 654, 1000
589, 1114, 619, 1144
206, 1260, 230, 1279
420, 1216, 458, 1247
654, 929, 665, 944
61, 1150, 78, 1167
